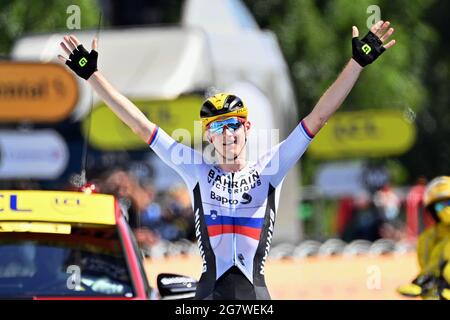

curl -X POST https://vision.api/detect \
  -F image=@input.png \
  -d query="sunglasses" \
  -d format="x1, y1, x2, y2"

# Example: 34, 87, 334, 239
434, 199, 450, 213
208, 117, 244, 135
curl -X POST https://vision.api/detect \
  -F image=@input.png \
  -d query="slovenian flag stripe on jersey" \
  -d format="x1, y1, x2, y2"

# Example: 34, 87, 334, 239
205, 215, 264, 227
207, 225, 262, 241
205, 215, 264, 240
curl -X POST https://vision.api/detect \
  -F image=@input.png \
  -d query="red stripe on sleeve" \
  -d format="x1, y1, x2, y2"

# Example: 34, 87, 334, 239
147, 127, 158, 145
300, 120, 315, 139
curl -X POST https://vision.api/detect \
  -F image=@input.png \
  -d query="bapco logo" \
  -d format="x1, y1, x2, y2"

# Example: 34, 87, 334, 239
241, 192, 252, 204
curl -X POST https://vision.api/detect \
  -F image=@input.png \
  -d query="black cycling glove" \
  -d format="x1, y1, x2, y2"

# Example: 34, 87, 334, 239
352, 31, 386, 67
65, 44, 98, 80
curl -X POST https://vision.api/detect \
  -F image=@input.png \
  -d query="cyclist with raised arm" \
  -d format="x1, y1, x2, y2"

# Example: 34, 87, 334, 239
59, 20, 396, 300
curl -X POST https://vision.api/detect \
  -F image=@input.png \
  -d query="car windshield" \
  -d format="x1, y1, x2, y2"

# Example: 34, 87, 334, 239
0, 226, 134, 298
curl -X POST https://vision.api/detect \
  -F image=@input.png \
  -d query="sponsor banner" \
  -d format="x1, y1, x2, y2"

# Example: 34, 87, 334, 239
82, 95, 203, 150
0, 130, 69, 179
0, 62, 78, 122
308, 110, 416, 159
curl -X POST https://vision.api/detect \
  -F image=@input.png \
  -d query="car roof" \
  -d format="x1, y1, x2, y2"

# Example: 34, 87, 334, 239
0, 190, 117, 226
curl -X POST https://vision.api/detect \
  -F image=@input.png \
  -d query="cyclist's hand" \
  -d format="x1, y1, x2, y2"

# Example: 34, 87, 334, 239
352, 20, 396, 67
58, 35, 98, 80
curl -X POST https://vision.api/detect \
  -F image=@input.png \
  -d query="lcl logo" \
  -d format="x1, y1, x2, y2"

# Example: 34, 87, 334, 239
54, 197, 81, 207
0, 194, 32, 212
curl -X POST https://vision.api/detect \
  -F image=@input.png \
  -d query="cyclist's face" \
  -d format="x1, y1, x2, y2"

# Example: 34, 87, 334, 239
434, 199, 450, 224
207, 117, 250, 160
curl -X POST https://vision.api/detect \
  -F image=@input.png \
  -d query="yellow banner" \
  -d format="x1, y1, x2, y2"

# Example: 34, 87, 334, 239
82, 95, 204, 150
0, 191, 116, 225
0, 222, 71, 234
308, 110, 416, 159
0, 62, 78, 122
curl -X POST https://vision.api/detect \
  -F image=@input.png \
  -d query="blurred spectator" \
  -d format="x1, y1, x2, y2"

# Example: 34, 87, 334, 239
101, 167, 196, 243
341, 192, 384, 242
373, 183, 401, 222
373, 183, 407, 241
161, 184, 195, 242
406, 176, 434, 240
335, 197, 354, 237
101, 169, 160, 250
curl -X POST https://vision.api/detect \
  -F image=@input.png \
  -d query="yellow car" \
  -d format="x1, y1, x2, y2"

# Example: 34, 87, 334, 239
0, 190, 197, 300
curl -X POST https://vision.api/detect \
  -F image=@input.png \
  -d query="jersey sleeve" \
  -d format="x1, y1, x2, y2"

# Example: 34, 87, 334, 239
148, 126, 202, 190
260, 119, 314, 187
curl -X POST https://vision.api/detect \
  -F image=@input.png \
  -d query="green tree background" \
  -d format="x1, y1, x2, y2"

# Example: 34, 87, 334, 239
0, 0, 100, 56
243, 0, 449, 185
1, 0, 449, 185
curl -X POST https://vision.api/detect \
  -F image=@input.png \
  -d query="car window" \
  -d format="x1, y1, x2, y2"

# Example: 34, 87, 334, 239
0, 226, 134, 298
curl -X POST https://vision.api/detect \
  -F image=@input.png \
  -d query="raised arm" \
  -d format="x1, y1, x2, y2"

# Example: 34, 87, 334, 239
303, 20, 396, 136
58, 35, 155, 143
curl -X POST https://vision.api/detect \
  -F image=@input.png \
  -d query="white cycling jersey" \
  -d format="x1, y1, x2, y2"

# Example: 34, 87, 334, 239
148, 120, 314, 299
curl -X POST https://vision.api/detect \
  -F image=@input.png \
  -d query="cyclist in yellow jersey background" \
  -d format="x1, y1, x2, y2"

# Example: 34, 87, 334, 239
58, 21, 396, 299
398, 176, 450, 300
